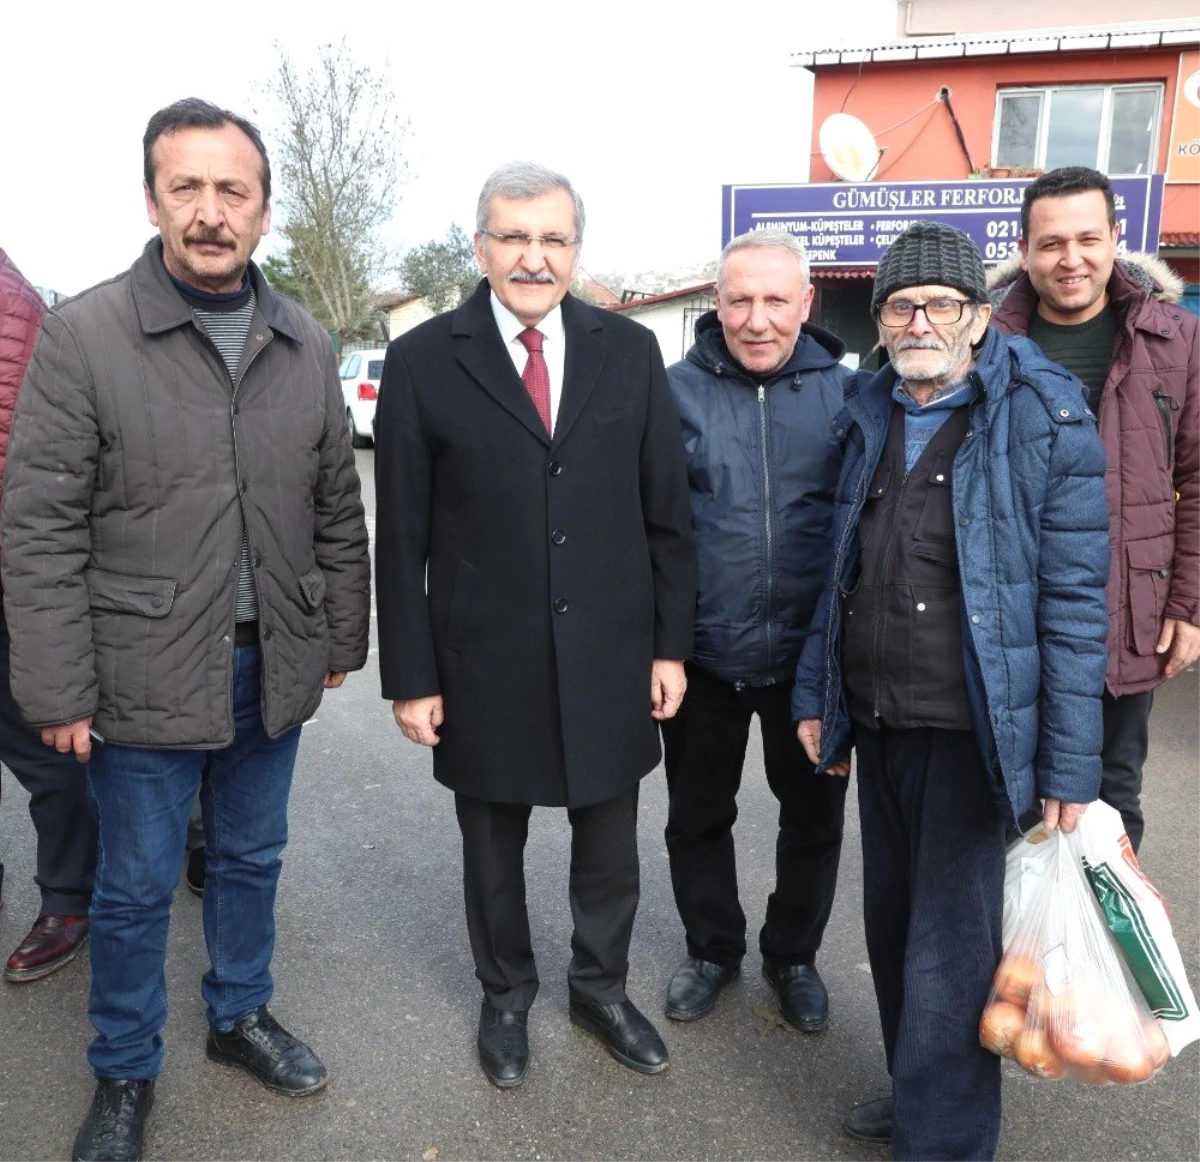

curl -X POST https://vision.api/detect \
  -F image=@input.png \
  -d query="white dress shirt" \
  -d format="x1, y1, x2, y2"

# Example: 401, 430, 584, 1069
489, 291, 566, 435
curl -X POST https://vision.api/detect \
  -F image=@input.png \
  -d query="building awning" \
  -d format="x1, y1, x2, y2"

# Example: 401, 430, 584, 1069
811, 268, 875, 279
1161, 232, 1200, 248
793, 24, 1199, 67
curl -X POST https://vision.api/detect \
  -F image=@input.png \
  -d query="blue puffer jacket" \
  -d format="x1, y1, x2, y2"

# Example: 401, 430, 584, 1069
792, 327, 1110, 825
667, 311, 853, 686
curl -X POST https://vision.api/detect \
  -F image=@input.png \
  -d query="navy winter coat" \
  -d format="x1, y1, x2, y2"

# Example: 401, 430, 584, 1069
667, 312, 854, 686
792, 327, 1110, 825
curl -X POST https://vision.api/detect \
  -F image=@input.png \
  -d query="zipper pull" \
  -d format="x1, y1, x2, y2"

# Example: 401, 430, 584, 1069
758, 385, 765, 403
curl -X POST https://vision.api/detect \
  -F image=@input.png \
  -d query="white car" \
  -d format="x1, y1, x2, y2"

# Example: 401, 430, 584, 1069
337, 348, 387, 448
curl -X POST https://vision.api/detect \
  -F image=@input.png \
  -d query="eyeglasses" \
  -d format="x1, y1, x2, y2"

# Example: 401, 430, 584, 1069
878, 298, 975, 327
479, 229, 579, 251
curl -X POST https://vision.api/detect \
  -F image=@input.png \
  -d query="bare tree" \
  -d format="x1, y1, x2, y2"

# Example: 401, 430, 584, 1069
262, 41, 407, 340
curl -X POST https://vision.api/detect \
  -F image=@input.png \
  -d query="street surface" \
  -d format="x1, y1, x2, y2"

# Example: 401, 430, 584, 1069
0, 447, 1196, 1161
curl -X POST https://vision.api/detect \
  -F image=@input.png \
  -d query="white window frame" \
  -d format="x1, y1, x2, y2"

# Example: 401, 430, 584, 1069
992, 82, 1164, 174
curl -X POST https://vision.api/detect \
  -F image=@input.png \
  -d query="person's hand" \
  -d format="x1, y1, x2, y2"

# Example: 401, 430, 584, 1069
1042, 798, 1088, 834
797, 718, 850, 776
325, 671, 347, 689
651, 660, 687, 721
393, 696, 444, 746
41, 718, 93, 762
1157, 618, 1200, 679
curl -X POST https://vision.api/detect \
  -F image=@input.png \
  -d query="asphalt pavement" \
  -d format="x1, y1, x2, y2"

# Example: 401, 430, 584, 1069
0, 447, 1196, 1161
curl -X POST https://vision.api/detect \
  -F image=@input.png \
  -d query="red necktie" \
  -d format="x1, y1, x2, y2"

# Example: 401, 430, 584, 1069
518, 328, 552, 434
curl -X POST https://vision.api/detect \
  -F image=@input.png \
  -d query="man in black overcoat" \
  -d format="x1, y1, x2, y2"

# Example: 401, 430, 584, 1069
374, 161, 696, 1087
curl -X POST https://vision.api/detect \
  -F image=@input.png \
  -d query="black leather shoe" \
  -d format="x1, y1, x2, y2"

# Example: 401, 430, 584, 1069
184, 847, 205, 897
665, 957, 739, 1021
206, 1005, 327, 1096
72, 1078, 154, 1161
477, 1001, 529, 1087
762, 962, 829, 1032
569, 996, 669, 1074
843, 1095, 893, 1143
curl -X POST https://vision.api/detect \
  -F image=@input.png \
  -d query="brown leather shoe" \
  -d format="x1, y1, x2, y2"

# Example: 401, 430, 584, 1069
5, 913, 90, 982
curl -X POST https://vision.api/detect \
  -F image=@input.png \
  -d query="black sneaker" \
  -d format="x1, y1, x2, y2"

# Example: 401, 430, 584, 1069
72, 1078, 154, 1161
206, 1005, 327, 1096
184, 847, 206, 897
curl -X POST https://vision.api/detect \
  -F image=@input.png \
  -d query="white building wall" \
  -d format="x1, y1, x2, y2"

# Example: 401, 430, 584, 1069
619, 294, 715, 364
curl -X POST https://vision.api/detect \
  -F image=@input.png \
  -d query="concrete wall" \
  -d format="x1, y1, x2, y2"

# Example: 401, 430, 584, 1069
895, 0, 1195, 37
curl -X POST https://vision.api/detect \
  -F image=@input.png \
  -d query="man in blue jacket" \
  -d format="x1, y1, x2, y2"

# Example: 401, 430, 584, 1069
662, 230, 853, 1031
794, 222, 1109, 1161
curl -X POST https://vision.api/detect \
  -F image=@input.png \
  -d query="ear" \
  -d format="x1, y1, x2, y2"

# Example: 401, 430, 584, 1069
144, 181, 159, 227
261, 201, 272, 237
1018, 237, 1029, 272
799, 281, 815, 324
970, 302, 992, 344
474, 232, 487, 272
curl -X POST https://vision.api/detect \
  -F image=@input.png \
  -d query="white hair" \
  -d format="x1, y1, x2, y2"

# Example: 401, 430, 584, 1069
476, 161, 585, 240
717, 229, 810, 288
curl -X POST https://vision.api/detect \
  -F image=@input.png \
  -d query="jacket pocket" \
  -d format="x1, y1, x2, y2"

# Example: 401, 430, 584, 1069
913, 461, 956, 547
1126, 540, 1171, 656
1152, 389, 1180, 472
85, 568, 177, 618
446, 558, 476, 646
298, 566, 327, 612
595, 402, 635, 426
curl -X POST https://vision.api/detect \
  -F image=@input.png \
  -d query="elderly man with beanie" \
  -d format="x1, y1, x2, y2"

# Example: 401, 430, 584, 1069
793, 221, 1110, 1160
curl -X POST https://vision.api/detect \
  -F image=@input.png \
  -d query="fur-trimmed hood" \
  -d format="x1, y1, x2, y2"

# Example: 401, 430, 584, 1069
987, 250, 1185, 308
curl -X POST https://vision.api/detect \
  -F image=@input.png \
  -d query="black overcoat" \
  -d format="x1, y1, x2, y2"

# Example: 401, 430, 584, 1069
374, 281, 696, 807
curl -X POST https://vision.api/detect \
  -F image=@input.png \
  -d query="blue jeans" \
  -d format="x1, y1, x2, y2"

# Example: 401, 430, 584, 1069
86, 647, 301, 1079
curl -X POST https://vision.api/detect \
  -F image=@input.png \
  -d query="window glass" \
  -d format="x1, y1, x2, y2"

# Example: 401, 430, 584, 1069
1045, 88, 1104, 169
343, 354, 361, 379
1109, 88, 1158, 174
996, 93, 1042, 167
367, 359, 385, 380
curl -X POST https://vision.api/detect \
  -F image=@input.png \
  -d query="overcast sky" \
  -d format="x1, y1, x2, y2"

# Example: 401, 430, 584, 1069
1, 0, 895, 295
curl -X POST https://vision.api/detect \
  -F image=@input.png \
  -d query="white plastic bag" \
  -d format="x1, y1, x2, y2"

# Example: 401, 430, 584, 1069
1072, 800, 1200, 1057
982, 826, 1169, 1084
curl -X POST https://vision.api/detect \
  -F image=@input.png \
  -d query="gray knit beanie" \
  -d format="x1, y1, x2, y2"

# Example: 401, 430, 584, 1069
872, 221, 987, 313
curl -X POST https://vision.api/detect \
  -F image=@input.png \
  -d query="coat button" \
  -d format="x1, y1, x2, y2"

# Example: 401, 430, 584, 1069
959, 516, 970, 526
262, 626, 273, 640
971, 614, 981, 624
151, 597, 163, 609
553, 597, 569, 613
548, 461, 563, 476
1161, 328, 1170, 336
551, 529, 566, 545
916, 602, 926, 611
1159, 568, 1169, 578
935, 474, 945, 483
239, 480, 248, 494
1059, 409, 1070, 418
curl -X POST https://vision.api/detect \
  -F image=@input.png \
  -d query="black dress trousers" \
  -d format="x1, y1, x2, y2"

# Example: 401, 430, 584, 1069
0, 610, 96, 914
454, 786, 640, 1011
661, 661, 847, 970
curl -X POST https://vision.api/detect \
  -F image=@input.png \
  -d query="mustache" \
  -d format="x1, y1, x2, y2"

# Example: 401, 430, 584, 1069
507, 271, 555, 285
185, 229, 233, 248
896, 339, 945, 352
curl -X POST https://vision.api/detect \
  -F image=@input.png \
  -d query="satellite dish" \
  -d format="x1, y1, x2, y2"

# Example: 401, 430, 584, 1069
819, 113, 882, 182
